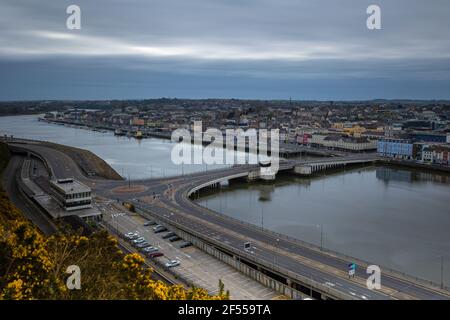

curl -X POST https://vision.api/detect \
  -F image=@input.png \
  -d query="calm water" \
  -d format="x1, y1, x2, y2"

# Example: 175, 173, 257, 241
197, 166, 450, 286
0, 114, 231, 179
2, 115, 450, 285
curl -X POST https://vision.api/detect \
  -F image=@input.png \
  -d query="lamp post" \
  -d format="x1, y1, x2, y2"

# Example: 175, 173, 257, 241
316, 224, 323, 251
261, 207, 264, 230
273, 238, 280, 265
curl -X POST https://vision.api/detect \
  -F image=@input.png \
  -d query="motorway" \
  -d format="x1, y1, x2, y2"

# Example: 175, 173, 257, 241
6, 139, 450, 300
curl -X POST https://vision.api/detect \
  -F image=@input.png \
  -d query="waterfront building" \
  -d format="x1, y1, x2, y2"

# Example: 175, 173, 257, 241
410, 131, 449, 144
377, 138, 414, 159
310, 133, 376, 152
421, 144, 450, 165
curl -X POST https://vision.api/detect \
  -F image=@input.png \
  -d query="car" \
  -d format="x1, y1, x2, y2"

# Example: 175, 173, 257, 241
179, 241, 192, 248
168, 236, 182, 242
143, 220, 156, 226
143, 246, 159, 253
124, 232, 139, 240
162, 232, 176, 239
148, 252, 164, 258
135, 241, 151, 248
153, 225, 167, 233
132, 237, 145, 244
165, 260, 180, 268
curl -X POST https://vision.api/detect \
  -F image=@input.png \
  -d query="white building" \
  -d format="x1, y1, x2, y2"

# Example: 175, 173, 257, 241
50, 178, 93, 211
310, 134, 377, 152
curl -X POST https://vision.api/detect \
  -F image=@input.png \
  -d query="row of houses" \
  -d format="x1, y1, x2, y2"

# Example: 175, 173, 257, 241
377, 138, 450, 165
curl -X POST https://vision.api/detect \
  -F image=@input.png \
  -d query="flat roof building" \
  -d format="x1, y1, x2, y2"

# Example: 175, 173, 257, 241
50, 178, 92, 212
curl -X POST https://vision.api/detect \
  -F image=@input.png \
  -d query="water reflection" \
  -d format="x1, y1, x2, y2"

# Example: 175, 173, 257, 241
376, 166, 450, 184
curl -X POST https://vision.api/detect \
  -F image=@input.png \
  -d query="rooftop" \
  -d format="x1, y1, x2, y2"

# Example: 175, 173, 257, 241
50, 178, 91, 194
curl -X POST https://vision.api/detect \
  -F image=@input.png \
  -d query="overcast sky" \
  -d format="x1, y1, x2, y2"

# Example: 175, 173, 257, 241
1, 0, 450, 101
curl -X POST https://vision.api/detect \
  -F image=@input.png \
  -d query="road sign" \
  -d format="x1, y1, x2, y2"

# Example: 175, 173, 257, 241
348, 263, 356, 277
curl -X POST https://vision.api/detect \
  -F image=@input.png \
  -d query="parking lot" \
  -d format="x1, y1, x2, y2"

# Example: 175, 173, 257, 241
98, 201, 284, 300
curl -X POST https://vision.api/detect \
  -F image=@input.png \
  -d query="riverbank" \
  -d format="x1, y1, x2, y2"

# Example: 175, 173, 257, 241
380, 158, 450, 174
40, 117, 337, 158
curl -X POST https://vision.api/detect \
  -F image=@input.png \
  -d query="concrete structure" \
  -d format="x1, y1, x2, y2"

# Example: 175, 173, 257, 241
293, 158, 376, 176
50, 178, 92, 211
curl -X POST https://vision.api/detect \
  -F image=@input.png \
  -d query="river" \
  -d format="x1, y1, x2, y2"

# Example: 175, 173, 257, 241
0, 114, 230, 179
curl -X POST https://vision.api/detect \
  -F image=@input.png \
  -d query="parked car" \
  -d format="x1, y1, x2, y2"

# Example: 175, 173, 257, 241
143, 220, 156, 226
135, 241, 151, 248
168, 236, 182, 242
124, 232, 139, 240
165, 260, 180, 268
132, 237, 145, 244
143, 246, 159, 253
162, 232, 176, 239
153, 225, 167, 233
148, 252, 164, 258
179, 241, 192, 248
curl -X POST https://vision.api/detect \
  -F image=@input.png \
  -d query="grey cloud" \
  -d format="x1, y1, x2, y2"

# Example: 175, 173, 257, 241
0, 0, 449, 100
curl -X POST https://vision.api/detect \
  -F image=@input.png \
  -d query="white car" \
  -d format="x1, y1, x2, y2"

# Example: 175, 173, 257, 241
165, 260, 180, 268
133, 237, 145, 244
143, 246, 159, 253
124, 232, 139, 240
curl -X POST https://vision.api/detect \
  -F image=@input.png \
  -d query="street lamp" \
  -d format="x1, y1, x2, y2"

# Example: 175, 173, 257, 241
273, 238, 280, 265
316, 224, 323, 251
261, 207, 264, 230
439, 255, 446, 289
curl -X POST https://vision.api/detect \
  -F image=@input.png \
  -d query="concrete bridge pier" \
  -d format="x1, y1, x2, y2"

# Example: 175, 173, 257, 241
247, 168, 277, 182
